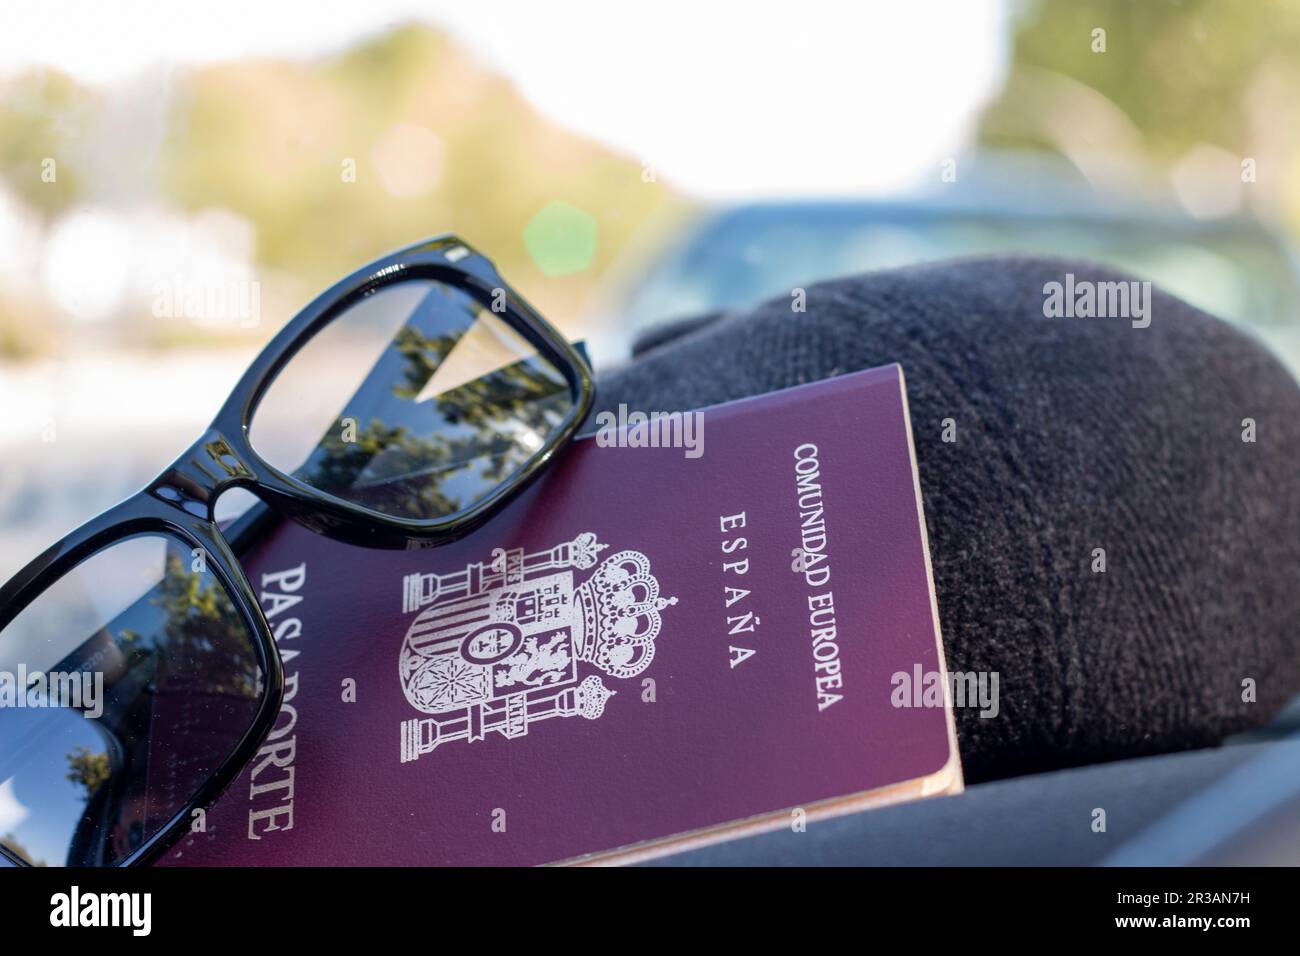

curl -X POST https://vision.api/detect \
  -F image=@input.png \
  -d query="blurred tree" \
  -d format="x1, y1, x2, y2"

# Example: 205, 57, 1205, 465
160, 24, 686, 328
0, 23, 689, 357
0, 70, 90, 217
980, 0, 1300, 223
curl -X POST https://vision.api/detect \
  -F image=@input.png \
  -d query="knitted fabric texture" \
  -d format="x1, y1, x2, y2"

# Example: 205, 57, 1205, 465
590, 255, 1300, 783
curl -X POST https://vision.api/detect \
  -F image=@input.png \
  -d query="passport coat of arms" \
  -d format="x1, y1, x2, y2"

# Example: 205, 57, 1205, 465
397, 532, 676, 762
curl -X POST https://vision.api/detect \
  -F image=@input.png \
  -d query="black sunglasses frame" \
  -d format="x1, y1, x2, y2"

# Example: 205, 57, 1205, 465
0, 235, 593, 867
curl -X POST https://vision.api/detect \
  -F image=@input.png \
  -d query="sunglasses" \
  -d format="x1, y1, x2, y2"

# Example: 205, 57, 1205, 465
0, 236, 593, 867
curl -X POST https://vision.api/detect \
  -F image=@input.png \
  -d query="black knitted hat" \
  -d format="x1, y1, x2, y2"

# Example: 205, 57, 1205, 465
591, 255, 1300, 783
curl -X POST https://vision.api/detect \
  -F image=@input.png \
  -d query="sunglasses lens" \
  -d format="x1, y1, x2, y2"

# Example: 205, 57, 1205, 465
0, 535, 263, 866
249, 278, 575, 522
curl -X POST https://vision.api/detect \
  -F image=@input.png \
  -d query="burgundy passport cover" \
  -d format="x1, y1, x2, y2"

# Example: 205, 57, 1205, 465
163, 363, 961, 866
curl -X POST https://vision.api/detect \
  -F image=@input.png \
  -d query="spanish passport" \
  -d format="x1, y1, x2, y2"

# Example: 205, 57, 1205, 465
163, 363, 962, 866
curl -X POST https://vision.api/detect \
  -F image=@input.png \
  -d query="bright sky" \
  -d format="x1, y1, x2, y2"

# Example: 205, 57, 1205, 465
0, 0, 1010, 198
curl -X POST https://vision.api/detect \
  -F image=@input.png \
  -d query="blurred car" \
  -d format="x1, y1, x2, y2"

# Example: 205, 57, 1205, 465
596, 172, 1300, 377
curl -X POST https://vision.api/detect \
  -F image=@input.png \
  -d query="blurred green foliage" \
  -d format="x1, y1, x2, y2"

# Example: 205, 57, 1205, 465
4, 9, 1298, 360
0, 24, 687, 357
0, 70, 92, 217
981, 0, 1300, 220
159, 25, 682, 320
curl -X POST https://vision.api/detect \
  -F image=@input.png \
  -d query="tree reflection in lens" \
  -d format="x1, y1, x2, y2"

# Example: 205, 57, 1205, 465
294, 315, 572, 521
1, 536, 261, 866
